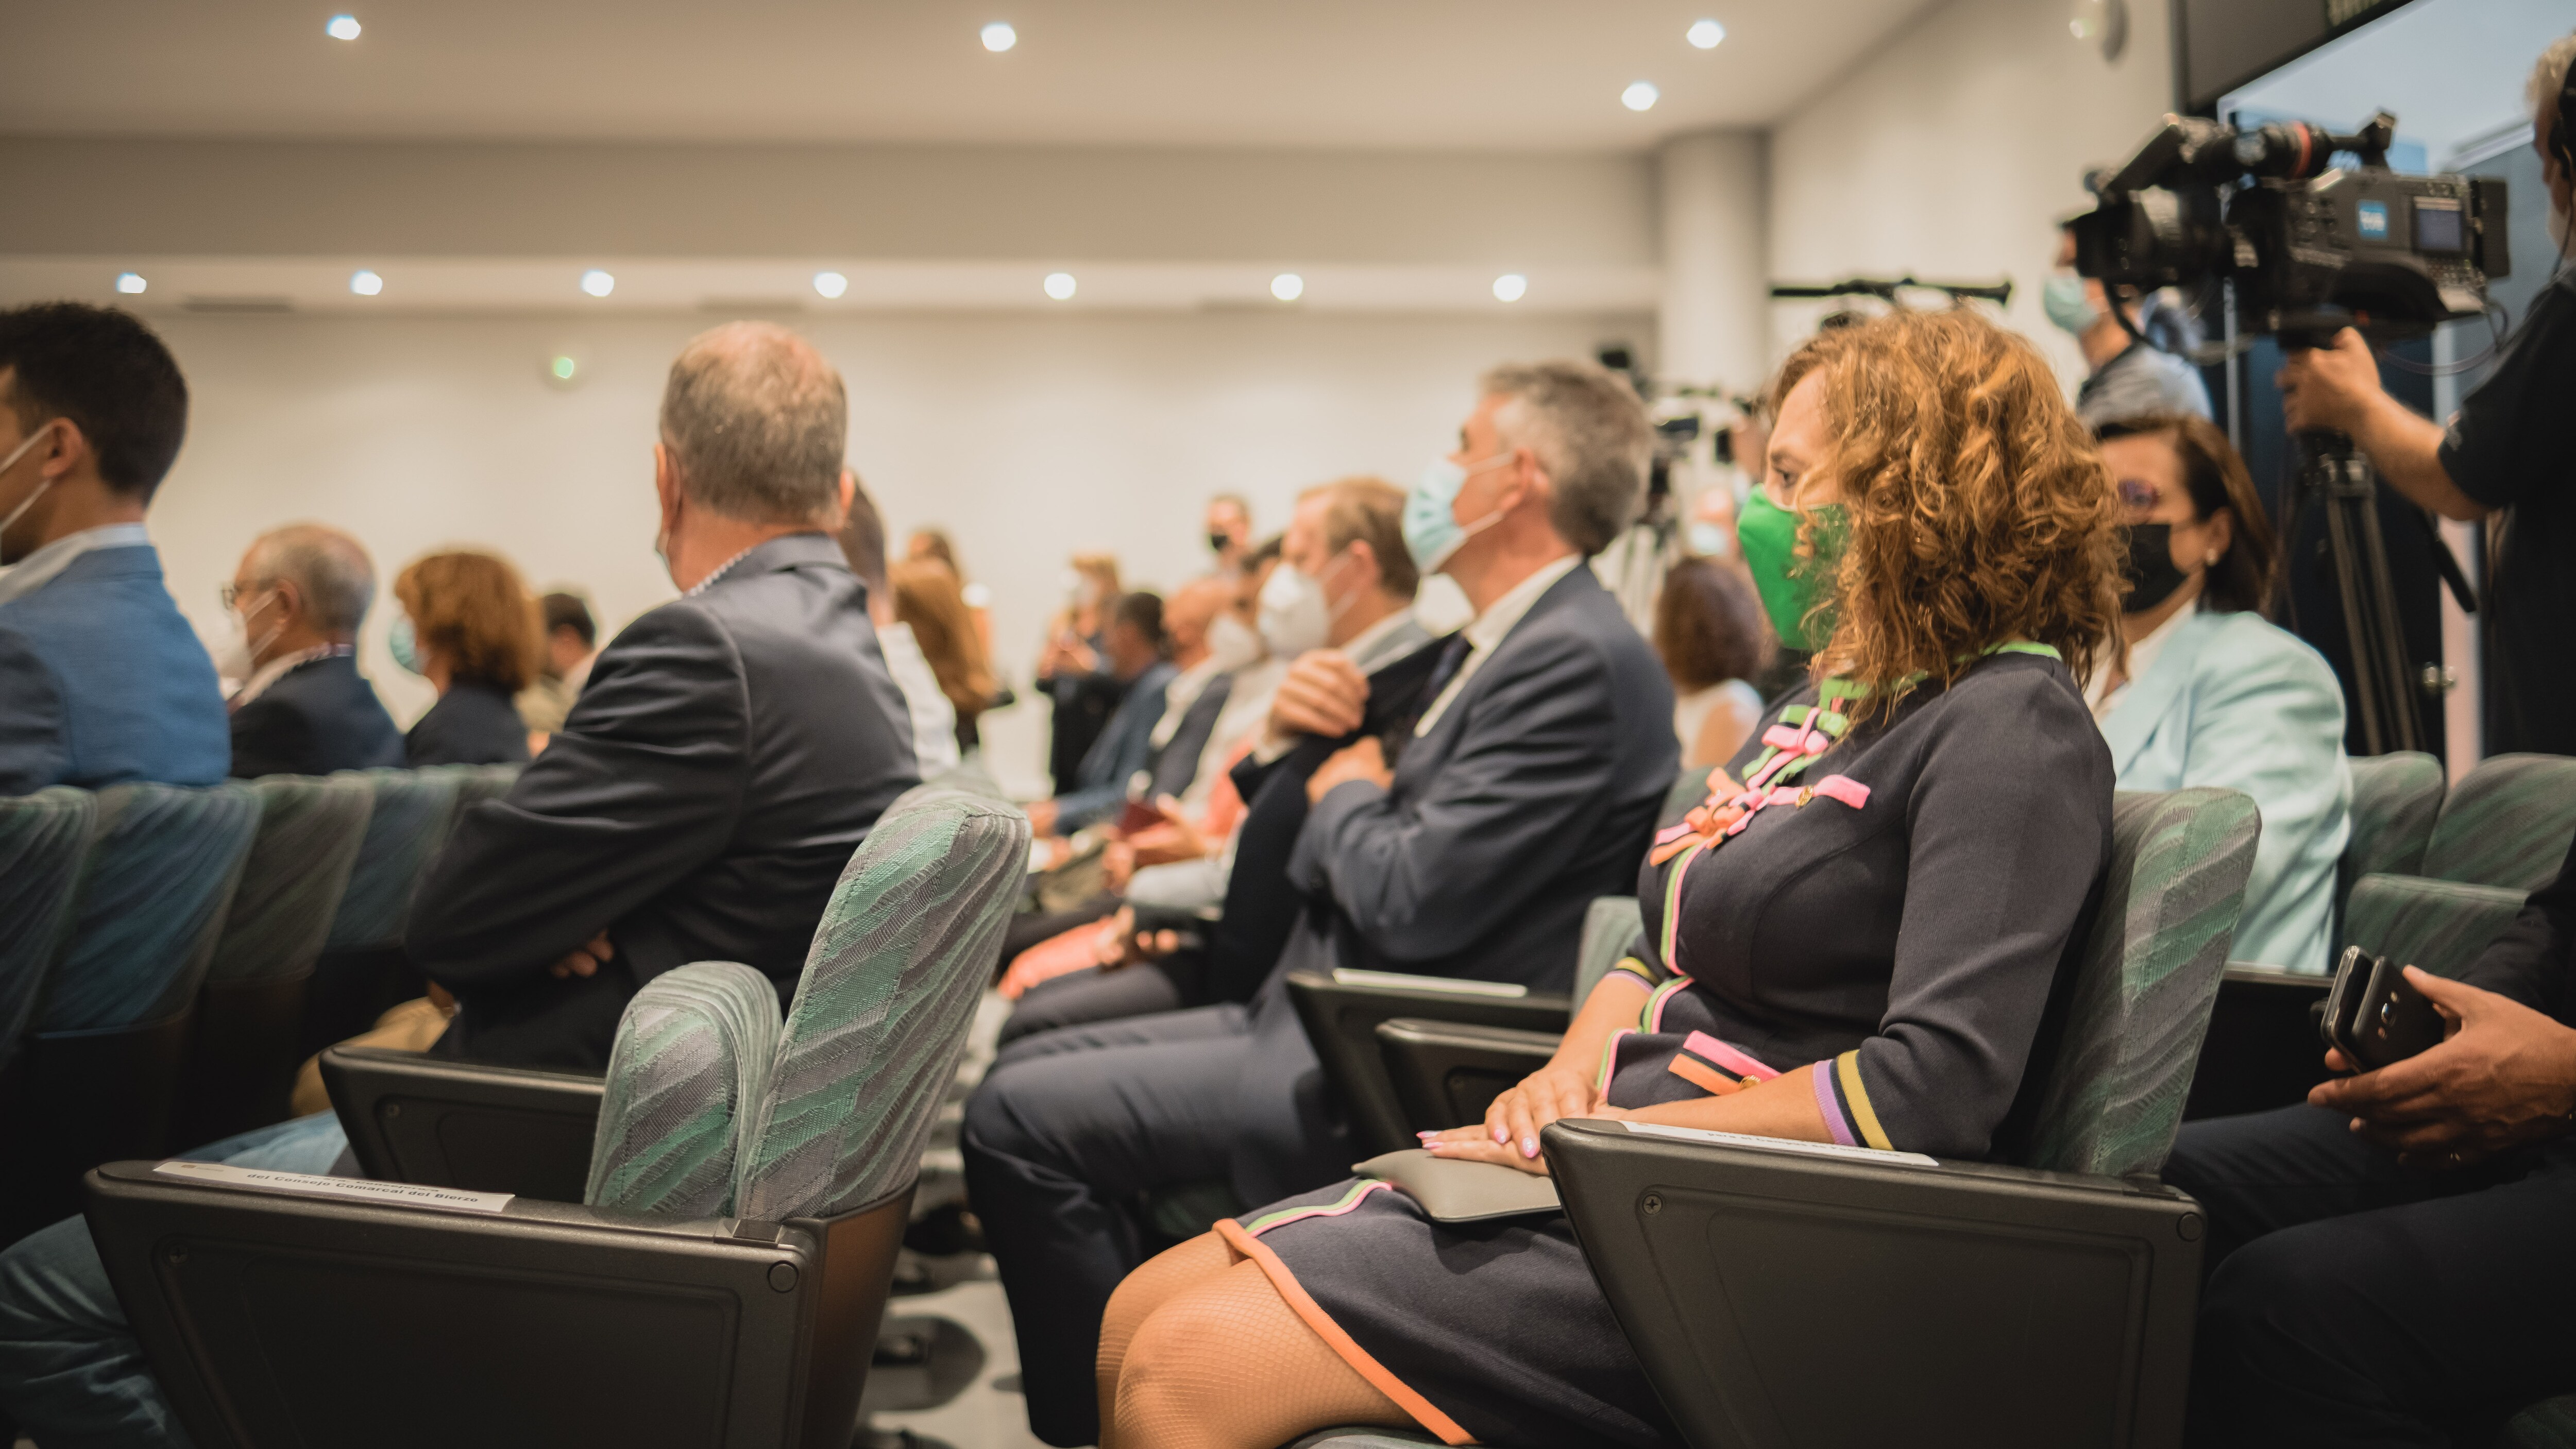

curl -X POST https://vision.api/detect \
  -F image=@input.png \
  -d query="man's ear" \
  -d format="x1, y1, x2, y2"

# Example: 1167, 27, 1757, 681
271, 578, 305, 626
1345, 538, 1381, 591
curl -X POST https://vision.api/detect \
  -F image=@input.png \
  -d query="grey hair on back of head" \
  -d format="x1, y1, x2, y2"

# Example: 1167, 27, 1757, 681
246, 522, 377, 637
1477, 360, 1654, 555
659, 321, 848, 525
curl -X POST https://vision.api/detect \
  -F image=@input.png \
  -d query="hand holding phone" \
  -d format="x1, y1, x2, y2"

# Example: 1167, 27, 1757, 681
2321, 945, 2449, 1071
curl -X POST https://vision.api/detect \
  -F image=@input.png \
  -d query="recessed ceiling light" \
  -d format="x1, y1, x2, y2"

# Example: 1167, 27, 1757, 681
1622, 81, 1660, 112
1687, 18, 1726, 48
1493, 274, 1529, 302
981, 22, 1016, 52
1270, 273, 1304, 302
326, 14, 362, 40
115, 272, 147, 296
1043, 271, 1077, 300
580, 269, 615, 298
813, 270, 849, 299
349, 269, 383, 296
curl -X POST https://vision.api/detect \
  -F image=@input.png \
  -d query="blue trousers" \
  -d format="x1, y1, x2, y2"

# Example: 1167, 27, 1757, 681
2166, 1104, 2576, 1447
0, 1112, 350, 1449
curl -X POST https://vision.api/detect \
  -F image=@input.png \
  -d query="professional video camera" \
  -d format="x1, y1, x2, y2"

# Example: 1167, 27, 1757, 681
2073, 110, 2505, 757
2071, 111, 2509, 345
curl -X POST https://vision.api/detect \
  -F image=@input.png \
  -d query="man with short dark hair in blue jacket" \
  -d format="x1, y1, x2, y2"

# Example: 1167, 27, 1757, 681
0, 302, 225, 796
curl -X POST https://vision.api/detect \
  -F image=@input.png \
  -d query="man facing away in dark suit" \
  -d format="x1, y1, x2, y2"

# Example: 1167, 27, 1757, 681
404, 320, 921, 1071
0, 303, 228, 796
223, 524, 407, 778
964, 360, 1677, 1448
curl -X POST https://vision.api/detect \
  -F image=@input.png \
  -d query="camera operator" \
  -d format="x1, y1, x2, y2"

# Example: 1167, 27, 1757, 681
2276, 32, 2576, 757
2049, 224, 2214, 429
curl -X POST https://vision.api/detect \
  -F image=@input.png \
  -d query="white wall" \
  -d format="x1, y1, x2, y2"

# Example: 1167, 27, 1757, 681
1765, 0, 2178, 384
141, 307, 1647, 796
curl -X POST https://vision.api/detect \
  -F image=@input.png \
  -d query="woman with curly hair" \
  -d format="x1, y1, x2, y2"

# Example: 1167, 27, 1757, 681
1093, 309, 2128, 1449
391, 549, 542, 766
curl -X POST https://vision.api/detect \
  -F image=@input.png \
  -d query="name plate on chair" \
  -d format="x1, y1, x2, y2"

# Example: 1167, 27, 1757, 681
1617, 1120, 1941, 1169
153, 1161, 516, 1214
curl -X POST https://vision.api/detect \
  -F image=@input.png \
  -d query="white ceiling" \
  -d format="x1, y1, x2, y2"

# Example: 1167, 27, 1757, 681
7, 0, 1943, 151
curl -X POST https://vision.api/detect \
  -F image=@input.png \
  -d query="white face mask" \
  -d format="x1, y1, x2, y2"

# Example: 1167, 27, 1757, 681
213, 590, 279, 683
1258, 552, 1355, 658
1205, 611, 1266, 672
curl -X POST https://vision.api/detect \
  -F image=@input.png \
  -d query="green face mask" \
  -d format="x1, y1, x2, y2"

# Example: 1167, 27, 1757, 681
1736, 489, 1845, 652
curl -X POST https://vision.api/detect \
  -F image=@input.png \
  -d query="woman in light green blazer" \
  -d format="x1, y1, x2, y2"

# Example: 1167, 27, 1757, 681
2091, 414, 2352, 973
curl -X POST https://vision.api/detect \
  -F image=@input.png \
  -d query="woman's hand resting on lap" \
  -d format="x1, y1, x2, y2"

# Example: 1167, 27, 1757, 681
1418, 1062, 1627, 1175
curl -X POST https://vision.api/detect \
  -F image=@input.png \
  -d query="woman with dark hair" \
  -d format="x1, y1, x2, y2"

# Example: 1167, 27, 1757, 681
1652, 556, 1773, 770
1092, 310, 2126, 1449
2090, 413, 2351, 973
391, 549, 541, 766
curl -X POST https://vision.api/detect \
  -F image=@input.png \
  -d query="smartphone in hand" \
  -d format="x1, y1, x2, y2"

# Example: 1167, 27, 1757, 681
2321, 945, 2448, 1071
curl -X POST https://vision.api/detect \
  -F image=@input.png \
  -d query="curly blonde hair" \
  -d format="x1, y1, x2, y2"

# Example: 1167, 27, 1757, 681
1775, 310, 2124, 720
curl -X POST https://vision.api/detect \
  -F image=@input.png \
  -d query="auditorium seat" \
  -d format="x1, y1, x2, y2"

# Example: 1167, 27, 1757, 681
2333, 749, 2444, 949
2342, 872, 2530, 982
81, 782, 1028, 1449
2, 781, 262, 1241
0, 787, 99, 1219
2419, 753, 2576, 894
173, 773, 376, 1147
300, 766, 463, 1059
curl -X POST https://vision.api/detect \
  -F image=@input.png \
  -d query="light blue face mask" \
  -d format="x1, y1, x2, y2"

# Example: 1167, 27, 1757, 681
1686, 521, 1732, 558
388, 616, 421, 675
2042, 274, 2103, 337
1402, 452, 1515, 574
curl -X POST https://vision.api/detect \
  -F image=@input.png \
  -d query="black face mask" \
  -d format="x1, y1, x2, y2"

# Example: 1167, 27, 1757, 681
1208, 532, 1233, 555
2121, 522, 2191, 612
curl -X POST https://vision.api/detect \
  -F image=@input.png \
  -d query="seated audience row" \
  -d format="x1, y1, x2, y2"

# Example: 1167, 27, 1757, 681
0, 314, 934, 1449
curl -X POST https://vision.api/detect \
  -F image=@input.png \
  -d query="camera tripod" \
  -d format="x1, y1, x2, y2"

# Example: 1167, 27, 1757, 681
2280, 432, 2477, 756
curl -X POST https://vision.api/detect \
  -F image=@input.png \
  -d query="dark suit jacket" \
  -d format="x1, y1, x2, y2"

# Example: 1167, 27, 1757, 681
1052, 661, 1178, 832
408, 534, 922, 1069
228, 653, 406, 778
0, 542, 228, 795
1230, 562, 1679, 1203
1146, 673, 1232, 803
404, 679, 530, 766
1207, 639, 1456, 1004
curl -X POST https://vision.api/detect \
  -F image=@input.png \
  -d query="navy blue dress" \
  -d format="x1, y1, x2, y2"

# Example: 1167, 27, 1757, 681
404, 679, 530, 767
1220, 650, 2114, 1449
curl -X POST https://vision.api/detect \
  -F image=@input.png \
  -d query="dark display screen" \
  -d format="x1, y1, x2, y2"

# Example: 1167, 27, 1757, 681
2413, 202, 2465, 253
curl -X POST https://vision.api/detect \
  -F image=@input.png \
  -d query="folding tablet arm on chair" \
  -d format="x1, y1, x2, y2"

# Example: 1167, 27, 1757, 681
84, 1159, 908, 1449
322, 1044, 603, 1201
1544, 1119, 2203, 1449
1285, 970, 1569, 1157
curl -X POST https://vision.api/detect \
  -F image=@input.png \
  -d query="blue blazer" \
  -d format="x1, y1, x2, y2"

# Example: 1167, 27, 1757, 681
2100, 609, 2352, 973
0, 543, 228, 795
1052, 660, 1178, 832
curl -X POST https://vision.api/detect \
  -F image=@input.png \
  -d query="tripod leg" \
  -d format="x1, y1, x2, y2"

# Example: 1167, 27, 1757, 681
2355, 497, 2424, 753
2325, 497, 2388, 756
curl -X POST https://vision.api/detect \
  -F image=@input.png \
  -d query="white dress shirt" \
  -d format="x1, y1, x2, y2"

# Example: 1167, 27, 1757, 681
0, 522, 150, 607
875, 621, 963, 776
1413, 553, 1584, 738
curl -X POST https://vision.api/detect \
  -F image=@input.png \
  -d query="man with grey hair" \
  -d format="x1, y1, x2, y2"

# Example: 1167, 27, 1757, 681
964, 359, 1677, 1448
406, 320, 921, 1069
223, 522, 406, 777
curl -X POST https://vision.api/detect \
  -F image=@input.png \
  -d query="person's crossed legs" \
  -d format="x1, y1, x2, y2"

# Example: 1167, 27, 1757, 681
0, 1111, 350, 1449
2167, 1105, 2576, 1447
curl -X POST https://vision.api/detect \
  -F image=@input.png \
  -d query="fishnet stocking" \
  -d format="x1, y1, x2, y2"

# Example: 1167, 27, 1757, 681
1111, 1253, 1415, 1449
1099, 1234, 1238, 1449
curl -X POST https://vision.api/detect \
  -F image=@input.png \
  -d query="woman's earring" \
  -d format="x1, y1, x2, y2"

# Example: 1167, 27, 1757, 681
2205, 551, 2219, 566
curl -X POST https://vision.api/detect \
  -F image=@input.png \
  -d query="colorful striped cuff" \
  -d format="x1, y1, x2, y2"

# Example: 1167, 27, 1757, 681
1821, 1050, 1893, 1150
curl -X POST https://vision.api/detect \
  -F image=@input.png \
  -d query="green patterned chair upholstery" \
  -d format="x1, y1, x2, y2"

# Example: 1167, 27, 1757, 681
6, 782, 261, 1239
435, 762, 523, 848
2342, 872, 2530, 982
2421, 754, 2576, 895
88, 786, 1031, 1449
302, 768, 462, 1056
2014, 787, 2261, 1176
584, 961, 782, 1217
175, 774, 377, 1145
0, 787, 99, 1075
2334, 751, 2444, 946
